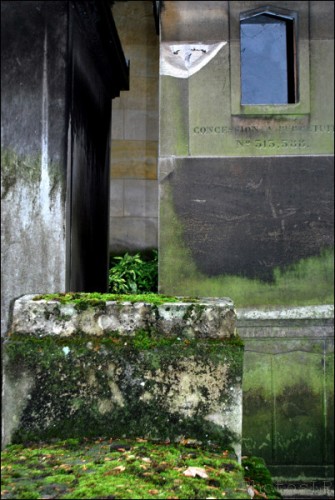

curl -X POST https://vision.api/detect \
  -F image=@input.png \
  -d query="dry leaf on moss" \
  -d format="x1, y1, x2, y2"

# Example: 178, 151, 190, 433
183, 466, 209, 479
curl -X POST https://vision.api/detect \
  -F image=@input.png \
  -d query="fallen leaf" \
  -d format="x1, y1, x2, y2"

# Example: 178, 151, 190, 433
183, 466, 209, 479
136, 438, 147, 443
247, 486, 255, 499
142, 457, 151, 463
58, 464, 72, 470
103, 465, 126, 476
113, 465, 126, 473
148, 490, 159, 495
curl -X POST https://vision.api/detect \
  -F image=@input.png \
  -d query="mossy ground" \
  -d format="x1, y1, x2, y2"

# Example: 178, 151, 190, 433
1, 438, 281, 499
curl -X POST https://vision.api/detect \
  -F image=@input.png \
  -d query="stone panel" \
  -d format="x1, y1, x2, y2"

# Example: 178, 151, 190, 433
124, 110, 159, 141
159, 76, 189, 156
124, 179, 158, 217
109, 179, 124, 217
310, 1, 335, 39
161, 1, 229, 42
165, 156, 333, 281
239, 306, 334, 479
111, 108, 124, 140
109, 217, 158, 253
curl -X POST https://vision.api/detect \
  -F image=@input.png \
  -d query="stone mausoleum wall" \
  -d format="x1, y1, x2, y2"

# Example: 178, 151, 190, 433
157, 0, 334, 485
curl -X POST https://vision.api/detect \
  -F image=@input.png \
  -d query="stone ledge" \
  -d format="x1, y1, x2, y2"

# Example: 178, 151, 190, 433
237, 305, 334, 329
10, 294, 236, 338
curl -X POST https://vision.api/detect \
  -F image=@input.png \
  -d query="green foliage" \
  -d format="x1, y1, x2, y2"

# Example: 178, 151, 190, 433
109, 250, 158, 294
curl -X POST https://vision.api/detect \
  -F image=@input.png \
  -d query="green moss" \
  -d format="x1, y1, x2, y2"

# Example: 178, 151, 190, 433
242, 456, 282, 498
1, 438, 280, 499
1, 147, 63, 200
32, 292, 189, 307
1, 148, 41, 198
4, 331, 243, 447
159, 185, 334, 307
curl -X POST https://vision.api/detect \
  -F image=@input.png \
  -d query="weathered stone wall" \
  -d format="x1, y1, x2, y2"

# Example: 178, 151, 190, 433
238, 305, 334, 480
109, 1, 159, 254
3, 295, 243, 460
1, 1, 69, 335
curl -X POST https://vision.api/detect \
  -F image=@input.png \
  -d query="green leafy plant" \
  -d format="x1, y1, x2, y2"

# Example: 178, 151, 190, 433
108, 250, 158, 294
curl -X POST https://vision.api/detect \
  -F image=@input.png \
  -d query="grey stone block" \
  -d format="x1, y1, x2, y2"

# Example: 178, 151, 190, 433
109, 217, 158, 253
124, 179, 158, 217
124, 110, 159, 141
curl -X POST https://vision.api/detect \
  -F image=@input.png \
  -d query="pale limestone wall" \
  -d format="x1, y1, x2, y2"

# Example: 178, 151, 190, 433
109, 1, 159, 254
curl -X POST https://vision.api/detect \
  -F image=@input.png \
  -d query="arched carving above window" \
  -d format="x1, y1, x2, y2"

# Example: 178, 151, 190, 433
240, 7, 297, 105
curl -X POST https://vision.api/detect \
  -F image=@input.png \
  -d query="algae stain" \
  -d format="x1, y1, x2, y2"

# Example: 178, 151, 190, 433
1, 149, 42, 198
159, 184, 334, 306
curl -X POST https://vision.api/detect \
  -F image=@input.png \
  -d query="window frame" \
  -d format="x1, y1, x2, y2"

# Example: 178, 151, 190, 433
230, 4, 310, 116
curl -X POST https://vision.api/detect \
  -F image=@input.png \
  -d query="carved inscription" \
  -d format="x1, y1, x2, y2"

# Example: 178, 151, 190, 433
193, 124, 334, 150
193, 124, 334, 134
236, 139, 308, 149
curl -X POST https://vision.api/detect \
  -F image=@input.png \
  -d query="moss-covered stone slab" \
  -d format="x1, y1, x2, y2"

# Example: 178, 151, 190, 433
10, 294, 236, 338
3, 294, 242, 459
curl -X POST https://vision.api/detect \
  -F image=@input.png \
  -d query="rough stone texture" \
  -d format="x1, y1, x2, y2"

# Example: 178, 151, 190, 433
10, 295, 236, 339
238, 305, 334, 480
1, 1, 68, 336
3, 295, 242, 459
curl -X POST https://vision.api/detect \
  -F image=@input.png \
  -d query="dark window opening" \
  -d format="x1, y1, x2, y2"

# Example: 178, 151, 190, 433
240, 11, 297, 105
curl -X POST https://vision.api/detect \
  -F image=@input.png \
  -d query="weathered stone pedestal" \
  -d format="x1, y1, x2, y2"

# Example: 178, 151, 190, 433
3, 295, 243, 459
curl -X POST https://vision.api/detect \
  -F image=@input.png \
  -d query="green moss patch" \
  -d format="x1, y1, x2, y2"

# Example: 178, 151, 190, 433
1, 438, 281, 499
32, 292, 196, 308
4, 332, 243, 446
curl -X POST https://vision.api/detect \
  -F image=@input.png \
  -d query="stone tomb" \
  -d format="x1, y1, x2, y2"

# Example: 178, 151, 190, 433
3, 295, 243, 459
